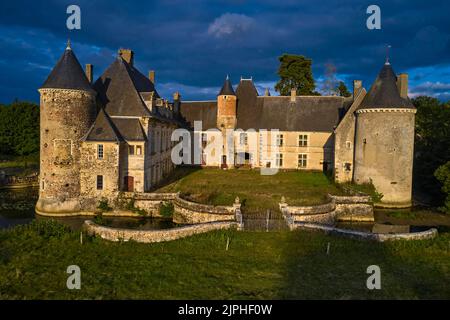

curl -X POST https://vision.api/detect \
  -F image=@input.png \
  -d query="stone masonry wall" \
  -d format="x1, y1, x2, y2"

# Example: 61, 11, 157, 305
83, 220, 237, 243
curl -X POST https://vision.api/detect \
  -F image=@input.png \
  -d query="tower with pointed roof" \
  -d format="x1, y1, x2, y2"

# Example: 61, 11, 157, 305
36, 43, 97, 214
216, 75, 237, 130
353, 61, 416, 207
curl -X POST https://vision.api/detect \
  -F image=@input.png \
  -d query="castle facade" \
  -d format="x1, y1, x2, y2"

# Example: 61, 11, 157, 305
36, 45, 416, 215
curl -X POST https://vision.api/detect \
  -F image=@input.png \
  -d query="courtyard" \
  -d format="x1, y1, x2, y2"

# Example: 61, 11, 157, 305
155, 167, 346, 211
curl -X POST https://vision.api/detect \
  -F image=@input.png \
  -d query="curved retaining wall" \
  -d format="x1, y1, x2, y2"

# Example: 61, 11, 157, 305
328, 194, 374, 222
83, 220, 237, 243
293, 222, 438, 242
173, 197, 236, 224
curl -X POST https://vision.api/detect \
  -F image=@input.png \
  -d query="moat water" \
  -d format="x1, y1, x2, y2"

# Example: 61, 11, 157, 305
0, 188, 440, 234
0, 187, 178, 231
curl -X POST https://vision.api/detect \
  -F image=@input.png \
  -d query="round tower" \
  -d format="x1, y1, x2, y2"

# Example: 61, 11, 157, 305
36, 43, 97, 214
216, 75, 237, 130
353, 61, 416, 208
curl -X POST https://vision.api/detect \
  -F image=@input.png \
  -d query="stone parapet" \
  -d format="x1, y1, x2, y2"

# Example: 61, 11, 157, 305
83, 220, 237, 243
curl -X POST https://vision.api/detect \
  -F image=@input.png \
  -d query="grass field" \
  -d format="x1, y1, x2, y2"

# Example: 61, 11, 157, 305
0, 220, 449, 299
156, 167, 344, 211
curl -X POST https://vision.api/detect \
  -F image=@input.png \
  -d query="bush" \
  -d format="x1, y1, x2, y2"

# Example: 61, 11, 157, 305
160, 202, 174, 218
435, 161, 450, 214
25, 219, 71, 239
97, 198, 112, 212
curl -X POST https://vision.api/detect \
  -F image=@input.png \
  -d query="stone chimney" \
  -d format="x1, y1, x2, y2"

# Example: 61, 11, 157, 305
290, 88, 296, 102
85, 64, 93, 83
173, 91, 181, 115
149, 70, 155, 84
397, 73, 408, 99
353, 80, 362, 98
119, 49, 134, 66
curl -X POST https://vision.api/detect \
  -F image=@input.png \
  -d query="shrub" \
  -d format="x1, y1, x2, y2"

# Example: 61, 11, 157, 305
435, 161, 450, 214
97, 198, 112, 212
160, 202, 174, 218
27, 219, 70, 239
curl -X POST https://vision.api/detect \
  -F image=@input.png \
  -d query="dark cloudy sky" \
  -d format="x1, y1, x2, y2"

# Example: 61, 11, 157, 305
1, 0, 449, 103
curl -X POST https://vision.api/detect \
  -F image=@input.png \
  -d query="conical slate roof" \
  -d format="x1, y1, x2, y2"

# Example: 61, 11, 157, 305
218, 76, 235, 96
40, 47, 92, 91
359, 63, 414, 109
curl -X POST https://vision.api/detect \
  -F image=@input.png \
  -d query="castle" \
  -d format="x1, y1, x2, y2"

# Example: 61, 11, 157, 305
35, 44, 416, 215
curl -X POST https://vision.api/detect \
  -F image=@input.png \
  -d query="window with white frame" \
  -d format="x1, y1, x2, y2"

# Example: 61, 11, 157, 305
97, 144, 104, 159
276, 153, 283, 167
299, 134, 308, 147
298, 153, 307, 168
276, 134, 284, 147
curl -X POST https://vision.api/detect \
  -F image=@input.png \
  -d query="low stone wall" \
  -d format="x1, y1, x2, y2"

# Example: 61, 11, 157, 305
83, 220, 237, 243
121, 192, 179, 217
329, 194, 374, 222
282, 201, 336, 215
173, 196, 236, 224
293, 222, 438, 242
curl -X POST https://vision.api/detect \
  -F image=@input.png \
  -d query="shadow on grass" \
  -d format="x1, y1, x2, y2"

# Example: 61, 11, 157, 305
278, 229, 450, 299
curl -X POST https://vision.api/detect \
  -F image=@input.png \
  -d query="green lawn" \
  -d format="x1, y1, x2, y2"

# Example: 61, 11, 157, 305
0, 220, 449, 299
156, 167, 344, 211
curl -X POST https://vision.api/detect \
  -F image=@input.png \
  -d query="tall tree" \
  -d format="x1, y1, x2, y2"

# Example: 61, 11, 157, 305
413, 96, 450, 205
275, 54, 316, 96
337, 81, 351, 97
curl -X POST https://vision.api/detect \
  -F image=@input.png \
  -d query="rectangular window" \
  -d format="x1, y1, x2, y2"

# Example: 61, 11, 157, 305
240, 132, 248, 145
202, 133, 207, 148
299, 135, 308, 147
96, 175, 103, 190
97, 144, 104, 159
298, 154, 307, 168
276, 134, 284, 147
276, 153, 283, 167
129, 145, 135, 155
136, 145, 142, 155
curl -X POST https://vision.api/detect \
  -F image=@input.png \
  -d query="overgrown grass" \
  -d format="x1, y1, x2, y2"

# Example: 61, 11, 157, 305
0, 220, 449, 299
156, 167, 344, 210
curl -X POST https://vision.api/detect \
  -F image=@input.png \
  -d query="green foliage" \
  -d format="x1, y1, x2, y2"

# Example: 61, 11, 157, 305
336, 81, 351, 97
435, 161, 450, 214
274, 54, 316, 96
0, 102, 40, 157
413, 97, 450, 205
340, 181, 384, 203
0, 220, 449, 299
11, 219, 71, 239
97, 198, 112, 212
124, 197, 147, 216
159, 202, 174, 218
93, 213, 104, 225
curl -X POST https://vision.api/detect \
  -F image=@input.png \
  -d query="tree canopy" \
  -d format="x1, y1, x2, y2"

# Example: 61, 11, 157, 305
412, 96, 450, 210
0, 101, 40, 157
275, 54, 317, 96
337, 81, 351, 97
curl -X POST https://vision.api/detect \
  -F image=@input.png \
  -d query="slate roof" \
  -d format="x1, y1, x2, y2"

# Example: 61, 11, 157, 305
84, 108, 123, 142
359, 63, 415, 109
93, 57, 158, 117
41, 48, 93, 91
218, 76, 236, 96
179, 101, 217, 130
180, 81, 348, 132
110, 118, 147, 141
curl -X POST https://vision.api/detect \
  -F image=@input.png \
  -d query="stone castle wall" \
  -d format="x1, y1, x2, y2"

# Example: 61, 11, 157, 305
36, 88, 96, 214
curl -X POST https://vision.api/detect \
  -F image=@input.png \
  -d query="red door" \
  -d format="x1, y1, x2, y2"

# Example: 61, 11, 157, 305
124, 176, 134, 192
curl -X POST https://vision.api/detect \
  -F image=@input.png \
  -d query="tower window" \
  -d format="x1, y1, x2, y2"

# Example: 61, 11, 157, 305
136, 146, 142, 155
129, 145, 135, 155
298, 154, 307, 168
240, 133, 248, 145
96, 175, 103, 190
97, 144, 104, 159
299, 134, 308, 147
276, 134, 284, 147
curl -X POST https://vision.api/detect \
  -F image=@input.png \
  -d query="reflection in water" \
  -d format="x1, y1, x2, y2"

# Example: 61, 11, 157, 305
0, 187, 180, 231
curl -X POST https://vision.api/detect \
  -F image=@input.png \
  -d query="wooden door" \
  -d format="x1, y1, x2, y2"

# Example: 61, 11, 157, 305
124, 176, 134, 192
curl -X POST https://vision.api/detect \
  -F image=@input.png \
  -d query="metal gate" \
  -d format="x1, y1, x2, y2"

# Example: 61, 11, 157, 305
242, 209, 289, 231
